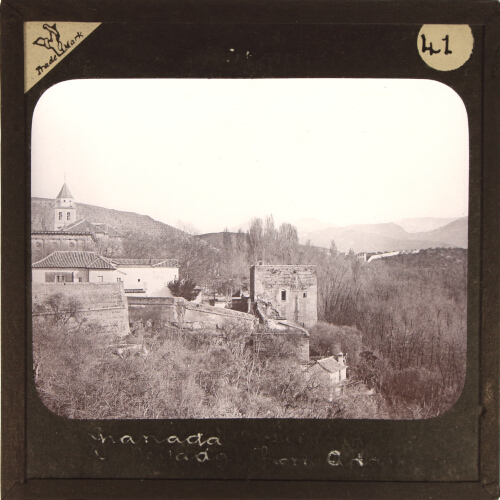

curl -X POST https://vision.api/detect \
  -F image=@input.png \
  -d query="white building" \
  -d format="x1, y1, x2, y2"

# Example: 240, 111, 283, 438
32, 252, 179, 298
110, 259, 179, 297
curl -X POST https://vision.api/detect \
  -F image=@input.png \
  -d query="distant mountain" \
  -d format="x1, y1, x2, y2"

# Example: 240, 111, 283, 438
396, 217, 460, 233
298, 218, 468, 252
293, 218, 338, 240
229, 220, 252, 232
196, 231, 247, 248
31, 197, 186, 240
407, 217, 468, 249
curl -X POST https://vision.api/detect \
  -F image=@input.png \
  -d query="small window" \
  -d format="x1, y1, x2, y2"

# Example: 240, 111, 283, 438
78, 277, 83, 282
303, 292, 307, 298
138, 279, 141, 282
56, 275, 65, 283
58, 212, 63, 220
97, 276, 103, 283
67, 212, 71, 220
117, 278, 122, 282
281, 290, 287, 301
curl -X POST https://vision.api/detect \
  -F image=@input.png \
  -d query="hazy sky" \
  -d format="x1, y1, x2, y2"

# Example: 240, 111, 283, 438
32, 79, 469, 233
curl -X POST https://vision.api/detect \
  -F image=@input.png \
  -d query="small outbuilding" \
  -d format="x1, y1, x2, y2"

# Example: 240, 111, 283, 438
307, 353, 348, 401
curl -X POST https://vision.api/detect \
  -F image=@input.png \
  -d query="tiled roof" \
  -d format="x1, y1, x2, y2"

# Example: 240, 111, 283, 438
63, 219, 95, 233
92, 223, 124, 237
32, 251, 117, 269
62, 220, 123, 237
316, 356, 347, 373
31, 230, 94, 236
112, 258, 178, 268
56, 183, 74, 199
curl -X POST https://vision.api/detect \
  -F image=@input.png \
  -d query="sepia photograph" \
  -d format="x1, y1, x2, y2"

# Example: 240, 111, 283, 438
30, 78, 469, 420
3, 3, 498, 496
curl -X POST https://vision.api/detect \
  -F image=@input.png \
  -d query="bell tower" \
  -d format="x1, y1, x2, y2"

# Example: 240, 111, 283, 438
54, 183, 76, 230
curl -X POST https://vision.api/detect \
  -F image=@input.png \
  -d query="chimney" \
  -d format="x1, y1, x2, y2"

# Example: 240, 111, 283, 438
337, 352, 345, 366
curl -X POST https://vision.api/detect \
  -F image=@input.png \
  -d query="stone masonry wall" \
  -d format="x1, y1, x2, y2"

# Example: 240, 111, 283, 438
32, 283, 130, 336
127, 296, 257, 330
250, 265, 318, 328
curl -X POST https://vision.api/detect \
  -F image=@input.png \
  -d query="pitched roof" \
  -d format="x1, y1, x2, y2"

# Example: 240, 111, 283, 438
56, 183, 74, 199
111, 258, 178, 268
32, 251, 116, 269
62, 219, 95, 233
316, 356, 347, 373
62, 220, 123, 237
92, 223, 124, 237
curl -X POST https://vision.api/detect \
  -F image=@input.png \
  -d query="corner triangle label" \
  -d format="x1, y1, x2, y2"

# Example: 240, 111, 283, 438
24, 22, 101, 93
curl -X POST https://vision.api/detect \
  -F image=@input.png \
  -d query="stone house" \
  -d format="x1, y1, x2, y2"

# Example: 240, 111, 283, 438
307, 353, 348, 401
250, 264, 317, 328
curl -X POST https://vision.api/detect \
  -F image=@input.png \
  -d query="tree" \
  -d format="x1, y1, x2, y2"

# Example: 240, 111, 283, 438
168, 279, 200, 301
329, 239, 338, 256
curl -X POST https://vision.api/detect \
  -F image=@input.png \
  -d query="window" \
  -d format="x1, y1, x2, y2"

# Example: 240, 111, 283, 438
58, 212, 63, 220
78, 277, 83, 282
117, 278, 122, 282
281, 290, 287, 301
303, 292, 307, 298
138, 279, 141, 282
67, 212, 71, 220
56, 275, 65, 283
97, 276, 103, 282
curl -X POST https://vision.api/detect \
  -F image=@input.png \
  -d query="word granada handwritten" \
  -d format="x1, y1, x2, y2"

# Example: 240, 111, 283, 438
88, 428, 225, 463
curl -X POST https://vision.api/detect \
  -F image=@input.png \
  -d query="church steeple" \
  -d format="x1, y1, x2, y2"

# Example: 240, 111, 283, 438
54, 183, 76, 230
56, 183, 74, 201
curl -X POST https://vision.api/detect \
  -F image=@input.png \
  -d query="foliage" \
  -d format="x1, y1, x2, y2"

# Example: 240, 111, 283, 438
33, 319, 390, 419
167, 278, 200, 301
308, 322, 363, 365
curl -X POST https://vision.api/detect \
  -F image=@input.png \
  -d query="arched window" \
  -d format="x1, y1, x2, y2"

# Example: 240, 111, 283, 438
58, 212, 63, 220
67, 212, 71, 220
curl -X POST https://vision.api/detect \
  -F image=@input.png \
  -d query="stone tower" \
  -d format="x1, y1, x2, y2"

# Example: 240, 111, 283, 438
54, 183, 76, 230
250, 264, 318, 328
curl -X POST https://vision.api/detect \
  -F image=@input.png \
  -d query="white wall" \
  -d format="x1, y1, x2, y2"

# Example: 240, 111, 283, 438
88, 269, 120, 283
118, 266, 178, 297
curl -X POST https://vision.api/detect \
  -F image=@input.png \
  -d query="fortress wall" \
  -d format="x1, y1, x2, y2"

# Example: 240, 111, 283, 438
32, 282, 130, 336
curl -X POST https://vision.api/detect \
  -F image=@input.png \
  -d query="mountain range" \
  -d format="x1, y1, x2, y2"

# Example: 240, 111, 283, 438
294, 218, 467, 252
32, 197, 467, 253
228, 216, 468, 252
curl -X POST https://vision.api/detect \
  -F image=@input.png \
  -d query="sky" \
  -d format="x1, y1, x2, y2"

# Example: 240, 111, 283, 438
31, 79, 469, 234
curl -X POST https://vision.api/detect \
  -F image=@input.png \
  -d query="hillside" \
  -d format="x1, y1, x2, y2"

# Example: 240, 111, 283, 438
396, 217, 459, 233
31, 197, 186, 240
299, 219, 467, 252
407, 217, 468, 249
196, 231, 247, 248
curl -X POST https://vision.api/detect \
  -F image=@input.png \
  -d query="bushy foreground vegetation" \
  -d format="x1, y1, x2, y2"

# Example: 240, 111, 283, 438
33, 317, 388, 419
